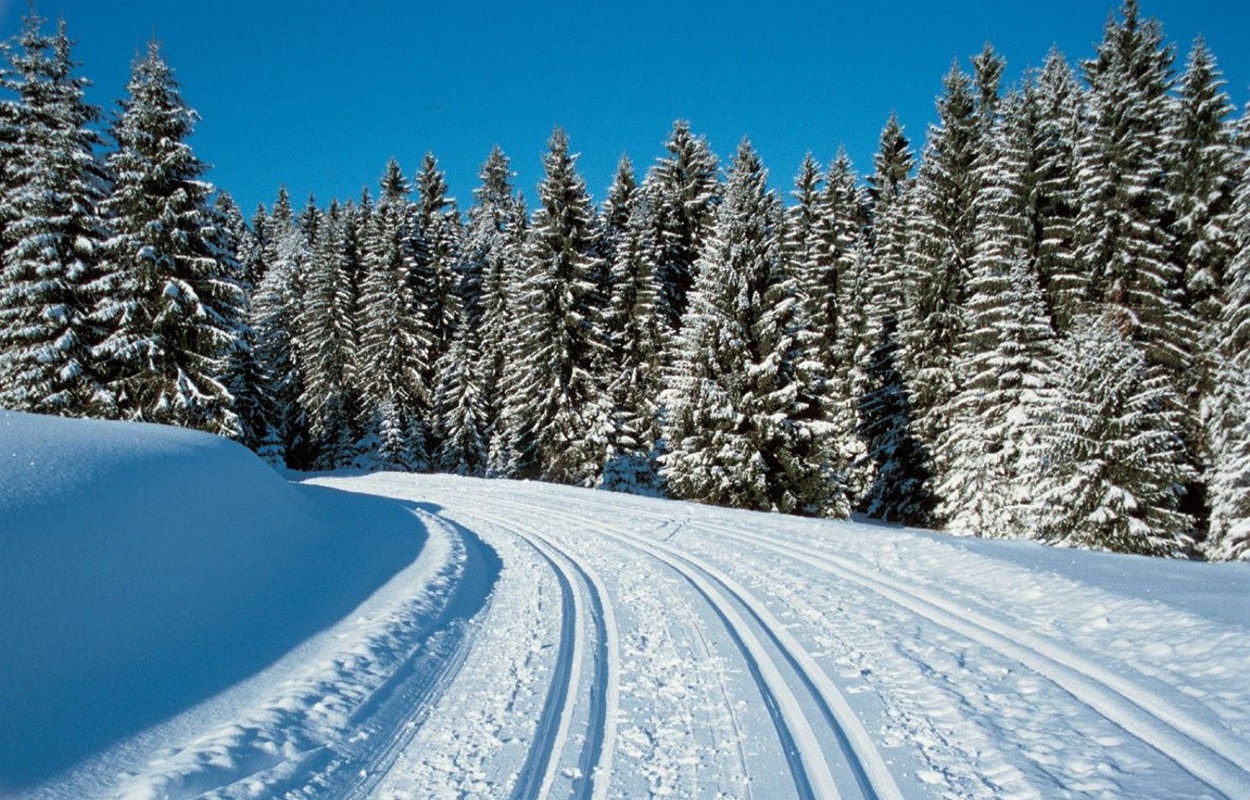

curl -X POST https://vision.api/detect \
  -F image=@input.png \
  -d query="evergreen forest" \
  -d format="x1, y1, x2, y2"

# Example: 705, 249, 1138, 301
2, 0, 1248, 560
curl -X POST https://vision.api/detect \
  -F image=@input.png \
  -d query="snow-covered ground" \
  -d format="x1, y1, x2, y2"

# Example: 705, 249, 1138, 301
3, 411, 1249, 799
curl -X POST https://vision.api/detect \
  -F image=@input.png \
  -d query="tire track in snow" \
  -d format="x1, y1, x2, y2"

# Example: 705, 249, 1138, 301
697, 520, 1250, 800
471, 496, 903, 800
455, 508, 619, 800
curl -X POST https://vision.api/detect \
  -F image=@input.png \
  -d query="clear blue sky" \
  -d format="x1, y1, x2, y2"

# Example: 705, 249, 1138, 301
3, 1, 1248, 215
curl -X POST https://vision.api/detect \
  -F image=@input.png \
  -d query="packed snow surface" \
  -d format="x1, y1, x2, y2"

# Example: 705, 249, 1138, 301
3, 411, 1249, 799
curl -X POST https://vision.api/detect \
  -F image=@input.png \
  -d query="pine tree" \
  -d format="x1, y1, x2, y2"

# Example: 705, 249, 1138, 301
856, 114, 932, 521
661, 140, 841, 516
1167, 37, 1238, 444
355, 159, 432, 470
248, 188, 308, 464
1206, 120, 1250, 560
459, 147, 527, 475
647, 120, 720, 332
93, 41, 245, 436
601, 156, 666, 493
936, 97, 1058, 537
413, 152, 462, 354
433, 305, 488, 476
1027, 311, 1194, 556
501, 129, 610, 485
898, 61, 988, 514
297, 200, 359, 467
0, 13, 110, 415
1076, 0, 1191, 379
1023, 49, 1086, 333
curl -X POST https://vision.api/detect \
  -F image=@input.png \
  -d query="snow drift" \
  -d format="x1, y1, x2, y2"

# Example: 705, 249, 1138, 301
0, 411, 424, 790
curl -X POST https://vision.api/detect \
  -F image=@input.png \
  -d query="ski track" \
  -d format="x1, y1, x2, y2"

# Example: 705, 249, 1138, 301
460, 493, 903, 800
682, 518, 1250, 800
459, 508, 620, 800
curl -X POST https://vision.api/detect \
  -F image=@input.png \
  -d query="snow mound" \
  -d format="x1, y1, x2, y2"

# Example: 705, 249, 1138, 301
0, 411, 424, 791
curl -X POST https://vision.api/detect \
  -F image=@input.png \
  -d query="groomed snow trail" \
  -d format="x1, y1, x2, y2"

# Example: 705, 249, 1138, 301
331, 474, 1249, 800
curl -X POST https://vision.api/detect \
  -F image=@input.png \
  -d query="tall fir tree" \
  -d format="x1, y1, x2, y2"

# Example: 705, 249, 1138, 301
1026, 310, 1194, 556
501, 129, 611, 485
248, 188, 309, 464
601, 156, 666, 493
662, 141, 842, 516
856, 114, 933, 521
646, 120, 720, 332
898, 61, 988, 516
1166, 37, 1239, 457
413, 152, 462, 355
935, 96, 1058, 537
1206, 119, 1250, 560
93, 41, 244, 436
355, 159, 432, 470
432, 304, 488, 476
1075, 0, 1192, 381
297, 200, 360, 467
459, 147, 527, 475
0, 13, 110, 415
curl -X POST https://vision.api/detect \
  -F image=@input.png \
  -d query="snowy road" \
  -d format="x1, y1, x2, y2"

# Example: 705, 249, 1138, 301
285, 472, 1250, 800
13, 465, 1250, 799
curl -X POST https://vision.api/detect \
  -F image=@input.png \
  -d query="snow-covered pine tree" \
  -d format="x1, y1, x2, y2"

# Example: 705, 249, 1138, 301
93, 41, 245, 436
898, 60, 989, 516
297, 200, 360, 467
936, 93, 1058, 538
355, 159, 432, 470
0, 13, 110, 415
661, 140, 842, 516
501, 129, 611, 485
413, 152, 462, 355
1166, 37, 1239, 451
248, 188, 309, 465
1026, 310, 1194, 556
784, 151, 862, 509
217, 196, 280, 455
646, 120, 720, 332
432, 304, 488, 476
1076, 0, 1192, 384
458, 147, 527, 476
1205, 119, 1250, 560
601, 156, 666, 493
1024, 49, 1086, 333
856, 114, 933, 522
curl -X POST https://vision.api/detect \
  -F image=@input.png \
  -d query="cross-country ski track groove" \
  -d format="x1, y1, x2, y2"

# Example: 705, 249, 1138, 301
453, 507, 620, 800
679, 518, 1250, 800
539, 487, 1250, 798
458, 494, 904, 800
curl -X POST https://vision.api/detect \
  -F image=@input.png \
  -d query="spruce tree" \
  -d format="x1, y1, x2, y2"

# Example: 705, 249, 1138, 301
433, 304, 488, 476
1027, 311, 1194, 556
936, 97, 1058, 537
0, 13, 110, 415
413, 152, 462, 354
856, 114, 932, 521
1206, 123, 1250, 560
93, 41, 245, 436
647, 120, 720, 332
1075, 0, 1191, 380
661, 141, 841, 516
355, 159, 432, 470
898, 62, 988, 515
501, 129, 610, 485
297, 200, 359, 467
459, 147, 527, 475
248, 188, 309, 464
601, 157, 666, 493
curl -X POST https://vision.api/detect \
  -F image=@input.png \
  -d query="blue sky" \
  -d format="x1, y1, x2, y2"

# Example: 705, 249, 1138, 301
2, 1, 1248, 214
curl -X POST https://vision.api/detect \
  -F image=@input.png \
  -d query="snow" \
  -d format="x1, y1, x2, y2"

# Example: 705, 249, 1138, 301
3, 411, 1250, 799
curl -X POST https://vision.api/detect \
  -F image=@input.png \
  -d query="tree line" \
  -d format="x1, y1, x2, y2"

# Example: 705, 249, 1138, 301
1, 1, 1247, 559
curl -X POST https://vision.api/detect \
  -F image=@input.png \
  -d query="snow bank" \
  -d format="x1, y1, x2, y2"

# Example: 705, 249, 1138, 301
0, 411, 424, 791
